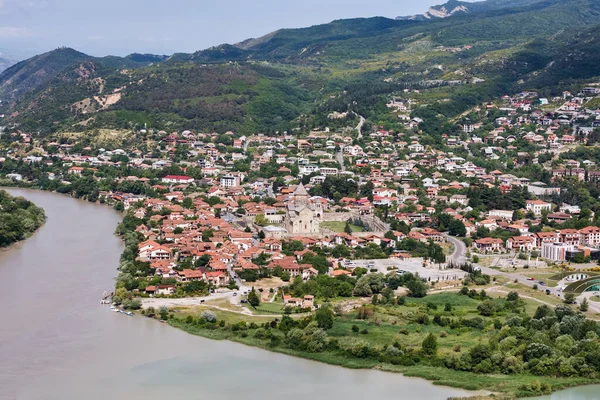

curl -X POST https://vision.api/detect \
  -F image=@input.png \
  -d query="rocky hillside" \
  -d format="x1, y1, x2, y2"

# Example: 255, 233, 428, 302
396, 0, 546, 20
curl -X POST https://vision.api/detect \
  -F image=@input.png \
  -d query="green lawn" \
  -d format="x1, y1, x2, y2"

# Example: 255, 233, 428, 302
320, 221, 364, 232
520, 271, 560, 287
252, 302, 285, 314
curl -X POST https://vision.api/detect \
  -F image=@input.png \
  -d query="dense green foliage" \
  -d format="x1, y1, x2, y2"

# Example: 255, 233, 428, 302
3, 0, 600, 135
167, 291, 600, 397
0, 190, 46, 247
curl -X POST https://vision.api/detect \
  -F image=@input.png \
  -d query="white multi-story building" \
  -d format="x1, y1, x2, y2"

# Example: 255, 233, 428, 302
541, 242, 574, 262
220, 175, 240, 188
300, 165, 320, 175
526, 200, 552, 216
579, 226, 600, 247
320, 167, 339, 176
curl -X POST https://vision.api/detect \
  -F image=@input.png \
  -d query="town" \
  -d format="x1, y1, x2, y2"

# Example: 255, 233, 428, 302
3, 83, 600, 398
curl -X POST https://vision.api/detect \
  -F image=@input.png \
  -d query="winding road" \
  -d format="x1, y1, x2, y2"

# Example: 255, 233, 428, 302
446, 235, 600, 315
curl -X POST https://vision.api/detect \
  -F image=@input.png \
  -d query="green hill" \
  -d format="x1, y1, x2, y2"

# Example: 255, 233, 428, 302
1, 0, 600, 135
0, 48, 167, 100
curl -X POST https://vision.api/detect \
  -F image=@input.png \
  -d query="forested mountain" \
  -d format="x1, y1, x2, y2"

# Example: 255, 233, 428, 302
0, 48, 91, 99
0, 53, 17, 74
0, 0, 599, 135
0, 48, 167, 100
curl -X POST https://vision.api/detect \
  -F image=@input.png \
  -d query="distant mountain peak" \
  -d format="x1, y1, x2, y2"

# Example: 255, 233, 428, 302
397, 0, 546, 21
425, 2, 470, 19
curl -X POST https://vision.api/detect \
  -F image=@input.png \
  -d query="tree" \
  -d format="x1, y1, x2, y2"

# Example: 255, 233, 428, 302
344, 221, 353, 235
258, 230, 266, 239
422, 333, 438, 356
477, 299, 498, 316
254, 214, 268, 227
507, 291, 520, 302
353, 277, 373, 297
407, 279, 428, 298
248, 287, 261, 308
512, 209, 524, 221
580, 297, 590, 312
564, 293, 575, 304
448, 219, 467, 237
195, 254, 211, 268
159, 306, 169, 320
114, 201, 124, 212
315, 305, 335, 330
182, 197, 193, 209
201, 310, 217, 323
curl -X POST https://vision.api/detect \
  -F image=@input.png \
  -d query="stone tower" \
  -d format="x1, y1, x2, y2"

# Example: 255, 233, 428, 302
293, 182, 309, 207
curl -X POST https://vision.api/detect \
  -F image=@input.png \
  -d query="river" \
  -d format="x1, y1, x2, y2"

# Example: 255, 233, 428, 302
0, 189, 592, 400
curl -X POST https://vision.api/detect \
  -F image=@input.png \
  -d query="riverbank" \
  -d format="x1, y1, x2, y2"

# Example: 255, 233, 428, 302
4, 186, 600, 399
4, 189, 476, 400
145, 303, 597, 399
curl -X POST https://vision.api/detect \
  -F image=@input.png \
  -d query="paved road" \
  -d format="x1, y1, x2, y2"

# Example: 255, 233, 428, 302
355, 114, 366, 139
336, 149, 346, 172
446, 236, 563, 295
446, 235, 600, 314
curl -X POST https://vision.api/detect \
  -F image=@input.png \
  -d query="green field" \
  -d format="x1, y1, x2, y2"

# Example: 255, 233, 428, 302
320, 221, 364, 232
252, 302, 285, 314
159, 291, 598, 398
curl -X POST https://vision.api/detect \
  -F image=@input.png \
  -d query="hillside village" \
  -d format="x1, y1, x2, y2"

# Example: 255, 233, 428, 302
2, 85, 600, 303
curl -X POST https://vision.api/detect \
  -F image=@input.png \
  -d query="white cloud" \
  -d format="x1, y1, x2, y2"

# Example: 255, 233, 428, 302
0, 26, 34, 38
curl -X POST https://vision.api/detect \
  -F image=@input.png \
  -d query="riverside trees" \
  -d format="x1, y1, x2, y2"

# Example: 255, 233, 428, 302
0, 190, 46, 247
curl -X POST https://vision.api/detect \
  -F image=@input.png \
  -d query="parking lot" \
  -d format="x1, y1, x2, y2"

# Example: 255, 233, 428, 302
349, 258, 468, 282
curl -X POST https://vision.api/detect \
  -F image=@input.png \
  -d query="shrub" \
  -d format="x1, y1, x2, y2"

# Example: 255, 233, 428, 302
385, 345, 403, 357
201, 310, 217, 323
507, 291, 520, 302
159, 306, 169, 320
422, 333, 438, 356
254, 328, 267, 338
315, 305, 335, 330
352, 325, 359, 333
361, 328, 369, 335
477, 299, 500, 316
357, 306, 374, 320
440, 330, 448, 338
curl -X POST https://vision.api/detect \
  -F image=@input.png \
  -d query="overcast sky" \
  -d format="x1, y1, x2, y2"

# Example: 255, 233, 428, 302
0, 0, 458, 59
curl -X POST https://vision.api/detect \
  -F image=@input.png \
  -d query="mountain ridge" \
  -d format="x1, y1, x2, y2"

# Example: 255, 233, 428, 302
396, 0, 548, 20
1, 0, 599, 135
